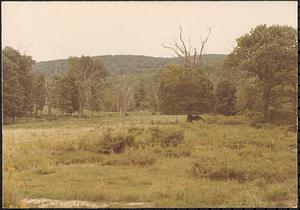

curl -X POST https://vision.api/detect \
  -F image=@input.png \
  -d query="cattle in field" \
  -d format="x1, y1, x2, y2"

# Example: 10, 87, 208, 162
186, 115, 205, 122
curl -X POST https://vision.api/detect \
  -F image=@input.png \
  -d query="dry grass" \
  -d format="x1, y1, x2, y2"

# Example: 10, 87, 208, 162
2, 112, 297, 207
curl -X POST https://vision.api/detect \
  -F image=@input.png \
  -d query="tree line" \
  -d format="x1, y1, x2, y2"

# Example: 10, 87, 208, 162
2, 24, 296, 123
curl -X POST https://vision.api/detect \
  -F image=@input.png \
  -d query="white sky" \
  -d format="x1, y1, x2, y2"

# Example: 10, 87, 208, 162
2, 1, 297, 62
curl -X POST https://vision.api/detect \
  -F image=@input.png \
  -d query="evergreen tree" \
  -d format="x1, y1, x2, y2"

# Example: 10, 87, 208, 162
2, 46, 34, 122
58, 76, 79, 115
33, 74, 47, 114
3, 51, 24, 122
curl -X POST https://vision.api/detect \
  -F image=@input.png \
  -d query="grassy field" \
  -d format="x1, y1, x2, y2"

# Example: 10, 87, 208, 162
3, 112, 297, 208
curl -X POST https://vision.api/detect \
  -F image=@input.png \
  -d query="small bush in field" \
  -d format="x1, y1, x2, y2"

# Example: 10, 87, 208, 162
127, 127, 144, 136
151, 112, 156, 115
191, 160, 246, 183
148, 126, 184, 147
209, 167, 246, 182
98, 129, 135, 154
163, 146, 191, 158
124, 113, 129, 116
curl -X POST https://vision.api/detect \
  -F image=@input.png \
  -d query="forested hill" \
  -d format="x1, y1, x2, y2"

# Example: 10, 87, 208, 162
33, 54, 226, 77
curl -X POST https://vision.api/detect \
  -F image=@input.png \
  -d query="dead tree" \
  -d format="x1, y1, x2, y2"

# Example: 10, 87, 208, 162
162, 25, 212, 68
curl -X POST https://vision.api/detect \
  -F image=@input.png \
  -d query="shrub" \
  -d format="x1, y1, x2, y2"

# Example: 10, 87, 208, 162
97, 129, 135, 154
162, 146, 191, 158
124, 113, 130, 116
151, 112, 156, 115
190, 154, 288, 183
149, 126, 184, 147
191, 160, 247, 183
209, 167, 246, 182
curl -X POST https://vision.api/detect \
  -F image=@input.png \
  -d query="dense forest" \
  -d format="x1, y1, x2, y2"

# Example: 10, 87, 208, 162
33, 54, 226, 76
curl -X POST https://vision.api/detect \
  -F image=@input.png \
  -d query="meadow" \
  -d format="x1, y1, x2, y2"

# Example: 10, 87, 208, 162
3, 111, 297, 208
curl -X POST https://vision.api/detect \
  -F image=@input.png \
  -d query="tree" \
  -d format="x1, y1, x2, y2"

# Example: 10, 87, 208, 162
3, 48, 24, 122
116, 75, 133, 114
133, 81, 146, 109
33, 74, 47, 115
2, 46, 35, 122
158, 64, 214, 115
45, 76, 59, 115
224, 25, 296, 118
67, 56, 106, 117
162, 25, 211, 68
58, 76, 79, 115
215, 80, 237, 115
87, 87, 102, 116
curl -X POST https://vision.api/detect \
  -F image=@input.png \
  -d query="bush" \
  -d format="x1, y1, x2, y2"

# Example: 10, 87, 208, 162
124, 113, 130, 116
97, 129, 135, 154
151, 112, 156, 115
148, 126, 184, 147
162, 146, 191, 158
190, 154, 288, 184
191, 159, 247, 183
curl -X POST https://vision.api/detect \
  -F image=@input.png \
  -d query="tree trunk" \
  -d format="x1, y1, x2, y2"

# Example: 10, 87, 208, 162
262, 86, 271, 119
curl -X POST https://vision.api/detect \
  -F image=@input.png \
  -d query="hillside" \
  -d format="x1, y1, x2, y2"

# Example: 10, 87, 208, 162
32, 54, 227, 77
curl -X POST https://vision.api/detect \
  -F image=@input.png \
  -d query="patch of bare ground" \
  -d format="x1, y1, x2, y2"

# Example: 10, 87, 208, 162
21, 198, 153, 208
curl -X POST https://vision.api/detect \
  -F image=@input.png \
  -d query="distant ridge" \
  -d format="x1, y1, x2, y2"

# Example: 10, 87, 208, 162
33, 54, 226, 77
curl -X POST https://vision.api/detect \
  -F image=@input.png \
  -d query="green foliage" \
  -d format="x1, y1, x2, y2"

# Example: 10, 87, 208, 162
58, 76, 79, 114
224, 25, 296, 118
215, 80, 237, 115
145, 126, 185, 148
158, 64, 215, 115
32, 74, 47, 114
33, 54, 226, 77
67, 56, 106, 117
2, 46, 35, 122
133, 82, 146, 109
32, 55, 225, 113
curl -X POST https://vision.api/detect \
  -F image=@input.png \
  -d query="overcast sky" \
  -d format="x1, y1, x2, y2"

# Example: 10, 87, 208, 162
2, 1, 297, 62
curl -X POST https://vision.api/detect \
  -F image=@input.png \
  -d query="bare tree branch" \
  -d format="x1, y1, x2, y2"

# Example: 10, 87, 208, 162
198, 26, 212, 65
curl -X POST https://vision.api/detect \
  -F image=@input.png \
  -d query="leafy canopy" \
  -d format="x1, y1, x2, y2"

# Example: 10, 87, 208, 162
158, 64, 214, 115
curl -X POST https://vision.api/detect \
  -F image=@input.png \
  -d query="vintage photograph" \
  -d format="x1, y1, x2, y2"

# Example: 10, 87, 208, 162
2, 1, 297, 208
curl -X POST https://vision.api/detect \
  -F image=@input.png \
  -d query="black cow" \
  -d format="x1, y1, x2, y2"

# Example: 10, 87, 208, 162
186, 115, 205, 122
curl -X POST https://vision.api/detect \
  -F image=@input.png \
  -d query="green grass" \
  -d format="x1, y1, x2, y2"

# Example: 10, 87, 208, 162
3, 112, 297, 207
